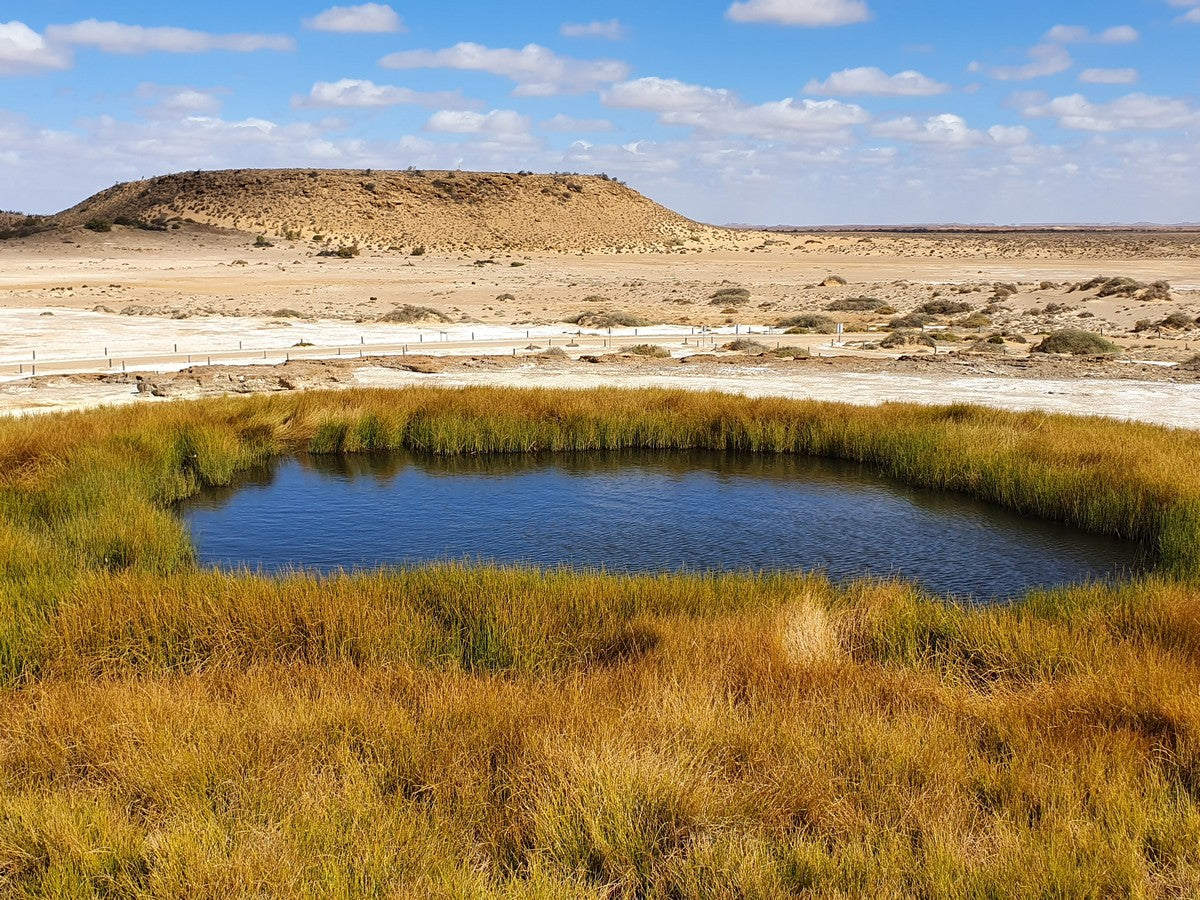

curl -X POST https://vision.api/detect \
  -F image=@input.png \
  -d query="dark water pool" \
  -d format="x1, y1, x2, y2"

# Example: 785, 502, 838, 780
178, 450, 1146, 599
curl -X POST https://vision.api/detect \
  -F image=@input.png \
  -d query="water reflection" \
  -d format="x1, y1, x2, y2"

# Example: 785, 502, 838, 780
179, 449, 1146, 600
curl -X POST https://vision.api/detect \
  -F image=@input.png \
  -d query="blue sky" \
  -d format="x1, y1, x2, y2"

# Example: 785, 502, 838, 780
1, 1, 1198, 223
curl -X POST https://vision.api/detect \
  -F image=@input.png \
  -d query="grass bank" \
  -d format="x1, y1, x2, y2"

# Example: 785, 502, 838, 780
1, 386, 1199, 896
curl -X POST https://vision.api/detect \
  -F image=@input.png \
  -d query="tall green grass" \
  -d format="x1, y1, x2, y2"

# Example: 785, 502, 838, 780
2, 387, 1200, 896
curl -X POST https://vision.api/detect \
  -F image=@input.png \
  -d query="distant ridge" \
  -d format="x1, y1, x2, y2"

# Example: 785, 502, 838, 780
51, 168, 725, 252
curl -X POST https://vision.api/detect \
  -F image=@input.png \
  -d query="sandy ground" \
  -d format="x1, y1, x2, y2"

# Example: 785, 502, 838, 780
1, 223, 1199, 425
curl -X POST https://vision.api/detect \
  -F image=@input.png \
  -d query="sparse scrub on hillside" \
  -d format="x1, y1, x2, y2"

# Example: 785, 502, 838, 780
1033, 329, 1120, 356
84, 218, 112, 232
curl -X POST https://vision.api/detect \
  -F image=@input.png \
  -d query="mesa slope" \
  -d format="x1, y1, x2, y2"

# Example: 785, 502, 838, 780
51, 168, 724, 253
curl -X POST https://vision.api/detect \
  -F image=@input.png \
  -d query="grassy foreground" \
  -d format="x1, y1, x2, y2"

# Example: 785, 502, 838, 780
1, 386, 1199, 897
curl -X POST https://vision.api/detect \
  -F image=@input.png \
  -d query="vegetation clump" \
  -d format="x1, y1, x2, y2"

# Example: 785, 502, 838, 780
625, 343, 672, 358
880, 329, 937, 349
84, 218, 112, 232
563, 310, 650, 329
708, 287, 751, 305
777, 314, 836, 334
377, 304, 452, 324
1071, 275, 1172, 302
1032, 329, 1121, 356
721, 339, 769, 353
919, 299, 973, 316
826, 296, 884, 312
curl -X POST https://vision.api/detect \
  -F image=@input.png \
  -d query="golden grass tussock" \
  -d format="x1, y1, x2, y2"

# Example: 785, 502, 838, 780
1, 386, 1200, 895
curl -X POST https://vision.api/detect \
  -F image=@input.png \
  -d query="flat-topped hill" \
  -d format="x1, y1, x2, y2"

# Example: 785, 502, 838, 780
51, 168, 723, 252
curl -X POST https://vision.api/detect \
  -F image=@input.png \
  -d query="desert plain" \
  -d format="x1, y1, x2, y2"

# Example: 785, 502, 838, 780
1, 170, 1198, 424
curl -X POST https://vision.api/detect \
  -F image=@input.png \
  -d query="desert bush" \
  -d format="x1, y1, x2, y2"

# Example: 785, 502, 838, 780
919, 299, 973, 316
708, 287, 751, 305
377, 305, 452, 324
625, 344, 672, 358
888, 312, 932, 330
1032, 329, 1120, 356
770, 345, 811, 358
956, 312, 993, 329
721, 339, 769, 353
84, 218, 112, 233
880, 329, 937, 350
411, 245, 426, 256
563, 311, 650, 329
826, 296, 883, 312
776, 314, 836, 333
1159, 311, 1196, 329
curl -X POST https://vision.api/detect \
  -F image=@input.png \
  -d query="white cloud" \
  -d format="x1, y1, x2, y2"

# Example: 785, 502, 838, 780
1044, 24, 1139, 44
604, 76, 868, 141
0, 21, 72, 74
1079, 68, 1138, 85
541, 113, 613, 132
136, 83, 224, 116
726, 0, 870, 26
1171, 1, 1200, 24
297, 79, 477, 109
873, 114, 1032, 149
560, 20, 627, 40
45, 20, 295, 54
968, 43, 1071, 81
380, 43, 630, 96
1023, 92, 1200, 131
425, 109, 532, 138
804, 67, 948, 96
303, 4, 405, 33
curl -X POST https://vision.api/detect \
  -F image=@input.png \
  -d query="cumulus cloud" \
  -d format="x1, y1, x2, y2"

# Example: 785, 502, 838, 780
726, 0, 870, 26
968, 43, 1071, 81
0, 20, 72, 74
873, 114, 1030, 148
380, 43, 629, 96
540, 113, 613, 132
560, 19, 627, 40
1079, 68, 1138, 85
1044, 24, 1139, 43
1023, 92, 1200, 131
604, 76, 868, 141
303, 4, 405, 33
804, 67, 948, 96
45, 20, 295, 54
296, 79, 477, 109
1170, 0, 1200, 23
135, 83, 224, 116
425, 109, 532, 138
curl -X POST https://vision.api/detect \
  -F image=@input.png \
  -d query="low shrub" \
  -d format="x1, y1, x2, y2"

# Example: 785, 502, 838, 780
776, 314, 836, 334
1032, 329, 1120, 356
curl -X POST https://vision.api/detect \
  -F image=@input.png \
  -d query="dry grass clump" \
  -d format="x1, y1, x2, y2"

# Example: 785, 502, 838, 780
1071, 275, 1172, 302
564, 310, 651, 329
777, 313, 836, 334
880, 329, 937, 350
376, 304, 452, 324
708, 287, 751, 306
1033, 329, 1120, 356
826, 296, 883, 312
720, 339, 769, 354
624, 344, 672, 358
2, 388, 1200, 894
919, 299, 973, 316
